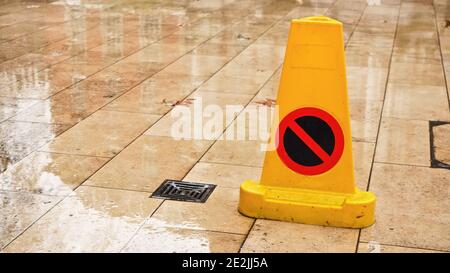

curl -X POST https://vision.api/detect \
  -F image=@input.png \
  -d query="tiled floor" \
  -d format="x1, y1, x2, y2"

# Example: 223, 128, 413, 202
0, 0, 449, 253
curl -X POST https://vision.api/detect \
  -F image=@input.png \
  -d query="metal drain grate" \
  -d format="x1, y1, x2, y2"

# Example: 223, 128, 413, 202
429, 120, 450, 170
151, 179, 216, 203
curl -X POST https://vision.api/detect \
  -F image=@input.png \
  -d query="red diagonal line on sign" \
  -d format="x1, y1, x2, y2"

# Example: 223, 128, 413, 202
287, 120, 331, 162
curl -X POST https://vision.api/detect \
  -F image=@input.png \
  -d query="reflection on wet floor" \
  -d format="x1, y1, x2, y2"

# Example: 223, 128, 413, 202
0, 0, 449, 253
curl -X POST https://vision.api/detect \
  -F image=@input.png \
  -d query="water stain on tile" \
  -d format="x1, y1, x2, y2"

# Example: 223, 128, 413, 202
122, 220, 244, 253
0, 191, 60, 250
384, 84, 450, 121
0, 97, 39, 122
104, 73, 207, 115
357, 242, 444, 253
0, 121, 69, 172
40, 110, 160, 157
2, 186, 162, 253
0, 152, 108, 196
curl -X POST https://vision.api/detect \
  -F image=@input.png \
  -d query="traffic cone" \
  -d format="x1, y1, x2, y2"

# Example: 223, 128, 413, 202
238, 16, 376, 228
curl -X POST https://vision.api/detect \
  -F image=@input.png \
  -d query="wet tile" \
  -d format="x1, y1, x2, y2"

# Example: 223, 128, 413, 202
391, 53, 442, 65
349, 98, 383, 142
346, 66, 388, 101
85, 135, 212, 192
63, 51, 116, 67
103, 57, 165, 77
383, 84, 450, 121
128, 43, 189, 65
88, 40, 142, 60
150, 187, 254, 234
184, 162, 262, 189
349, 32, 395, 50
84, 68, 148, 92
357, 242, 445, 253
0, 191, 60, 250
0, 53, 57, 74
241, 220, 358, 253
113, 57, 166, 76
36, 31, 102, 59
175, 20, 225, 37
159, 33, 210, 48
389, 62, 445, 87
122, 225, 244, 253
220, 46, 285, 79
208, 28, 260, 47
103, 73, 207, 115
0, 97, 39, 122
2, 64, 98, 99
198, 74, 268, 95
144, 91, 253, 139
255, 69, 281, 100
40, 110, 160, 157
345, 50, 391, 68
201, 140, 266, 167
0, 40, 34, 62
352, 141, 375, 190
255, 27, 289, 46
0, 152, 108, 196
196, 44, 283, 95
361, 163, 450, 251
0, 121, 69, 172
191, 42, 245, 58
3, 186, 162, 253
164, 54, 229, 77
0, 22, 52, 41
11, 88, 113, 125
375, 117, 430, 166
392, 46, 441, 62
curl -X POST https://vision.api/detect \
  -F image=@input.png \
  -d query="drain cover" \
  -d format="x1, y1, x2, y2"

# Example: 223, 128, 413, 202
151, 179, 216, 203
429, 121, 450, 170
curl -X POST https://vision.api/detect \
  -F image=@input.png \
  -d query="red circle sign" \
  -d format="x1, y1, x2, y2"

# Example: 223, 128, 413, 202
276, 107, 344, 175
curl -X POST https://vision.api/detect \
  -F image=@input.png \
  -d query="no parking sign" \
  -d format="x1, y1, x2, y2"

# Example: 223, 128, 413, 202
276, 107, 344, 175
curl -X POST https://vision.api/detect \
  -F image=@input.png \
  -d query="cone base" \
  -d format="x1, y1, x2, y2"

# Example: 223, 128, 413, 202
239, 180, 376, 228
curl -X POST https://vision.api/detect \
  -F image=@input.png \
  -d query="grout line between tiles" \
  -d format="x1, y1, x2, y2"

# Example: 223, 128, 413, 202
80, 184, 153, 194
356, 0, 402, 254
32, 150, 112, 159
238, 219, 257, 253
198, 160, 263, 169
358, 241, 449, 253
118, 198, 162, 253
372, 161, 435, 169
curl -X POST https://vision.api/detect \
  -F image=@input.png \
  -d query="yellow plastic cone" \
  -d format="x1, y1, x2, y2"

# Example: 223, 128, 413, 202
238, 16, 376, 228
